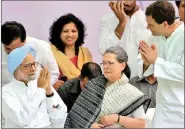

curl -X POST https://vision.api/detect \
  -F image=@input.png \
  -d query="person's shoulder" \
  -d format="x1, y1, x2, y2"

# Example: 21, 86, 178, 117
62, 78, 79, 88
126, 82, 143, 92
88, 75, 106, 86
2, 82, 13, 90
101, 13, 117, 22
129, 76, 139, 83
80, 46, 91, 52
2, 82, 16, 97
26, 36, 50, 48
68, 77, 79, 83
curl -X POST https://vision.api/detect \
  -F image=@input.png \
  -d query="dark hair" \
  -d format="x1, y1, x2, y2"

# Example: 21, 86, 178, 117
175, 1, 180, 8
80, 62, 102, 80
145, 1, 175, 25
1, 21, 26, 45
104, 46, 131, 79
49, 13, 86, 55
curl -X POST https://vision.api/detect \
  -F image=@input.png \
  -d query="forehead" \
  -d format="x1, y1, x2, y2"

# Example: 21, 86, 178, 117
103, 53, 117, 61
63, 22, 77, 29
5, 38, 23, 49
146, 16, 158, 25
22, 54, 35, 64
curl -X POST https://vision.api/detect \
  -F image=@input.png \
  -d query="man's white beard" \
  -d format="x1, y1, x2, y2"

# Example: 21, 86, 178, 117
28, 74, 36, 81
28, 66, 42, 81
17, 68, 40, 82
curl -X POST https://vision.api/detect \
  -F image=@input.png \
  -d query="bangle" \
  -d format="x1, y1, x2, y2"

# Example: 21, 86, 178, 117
115, 31, 121, 37
117, 115, 120, 123
46, 92, 54, 98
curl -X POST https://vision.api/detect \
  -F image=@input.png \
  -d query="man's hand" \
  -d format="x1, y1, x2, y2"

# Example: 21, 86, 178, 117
53, 80, 64, 91
139, 40, 158, 64
99, 114, 118, 126
37, 68, 50, 91
109, 1, 127, 23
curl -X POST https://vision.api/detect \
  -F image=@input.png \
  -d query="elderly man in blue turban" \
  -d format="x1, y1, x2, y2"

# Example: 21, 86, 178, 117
2, 46, 67, 128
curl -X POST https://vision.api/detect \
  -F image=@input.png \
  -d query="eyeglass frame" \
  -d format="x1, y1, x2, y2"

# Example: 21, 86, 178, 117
100, 61, 117, 67
20, 62, 43, 69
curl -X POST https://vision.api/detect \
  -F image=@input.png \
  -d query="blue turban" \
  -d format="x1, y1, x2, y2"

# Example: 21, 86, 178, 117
7, 45, 36, 76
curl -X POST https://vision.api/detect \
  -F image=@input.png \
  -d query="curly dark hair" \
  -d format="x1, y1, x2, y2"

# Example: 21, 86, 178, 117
49, 13, 86, 55
145, 1, 175, 25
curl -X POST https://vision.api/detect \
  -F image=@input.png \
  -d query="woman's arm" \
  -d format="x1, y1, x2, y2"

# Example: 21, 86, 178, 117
119, 105, 148, 128
99, 105, 148, 128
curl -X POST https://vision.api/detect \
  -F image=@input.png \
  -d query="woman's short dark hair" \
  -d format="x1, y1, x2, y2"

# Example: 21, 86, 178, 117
104, 46, 131, 79
145, 1, 175, 25
49, 13, 86, 55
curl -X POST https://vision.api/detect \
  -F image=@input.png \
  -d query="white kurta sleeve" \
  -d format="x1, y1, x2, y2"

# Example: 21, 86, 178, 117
44, 47, 59, 86
99, 17, 120, 54
46, 87, 67, 128
154, 56, 184, 82
2, 88, 46, 127
137, 54, 154, 78
39, 43, 59, 86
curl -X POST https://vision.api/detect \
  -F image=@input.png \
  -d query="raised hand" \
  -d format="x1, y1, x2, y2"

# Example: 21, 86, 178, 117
37, 68, 50, 91
109, 1, 127, 23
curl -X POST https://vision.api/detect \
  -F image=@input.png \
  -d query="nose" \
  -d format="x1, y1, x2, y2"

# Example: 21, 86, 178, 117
30, 64, 36, 71
103, 64, 109, 70
67, 31, 73, 37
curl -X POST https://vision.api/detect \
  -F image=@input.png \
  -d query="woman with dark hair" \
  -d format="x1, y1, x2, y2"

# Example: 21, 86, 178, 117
49, 13, 92, 90
65, 46, 151, 128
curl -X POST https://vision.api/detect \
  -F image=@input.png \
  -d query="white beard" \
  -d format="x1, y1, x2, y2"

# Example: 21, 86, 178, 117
28, 74, 36, 81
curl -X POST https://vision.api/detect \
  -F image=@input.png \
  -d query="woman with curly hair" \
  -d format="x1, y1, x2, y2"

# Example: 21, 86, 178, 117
49, 13, 92, 90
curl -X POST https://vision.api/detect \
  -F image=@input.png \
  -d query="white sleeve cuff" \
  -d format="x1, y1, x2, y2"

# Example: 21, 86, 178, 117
154, 57, 164, 78
110, 31, 120, 44
143, 64, 154, 77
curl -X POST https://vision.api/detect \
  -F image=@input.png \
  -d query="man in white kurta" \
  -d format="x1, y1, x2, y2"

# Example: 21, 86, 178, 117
2, 46, 67, 128
138, 1, 184, 128
1, 21, 60, 87
99, 0, 151, 78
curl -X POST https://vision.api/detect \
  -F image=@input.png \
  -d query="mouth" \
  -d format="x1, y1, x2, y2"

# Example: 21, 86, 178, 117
29, 73, 36, 76
66, 38, 74, 41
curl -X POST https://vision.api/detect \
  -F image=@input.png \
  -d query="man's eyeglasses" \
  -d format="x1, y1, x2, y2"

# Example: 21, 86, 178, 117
100, 61, 116, 67
21, 62, 43, 69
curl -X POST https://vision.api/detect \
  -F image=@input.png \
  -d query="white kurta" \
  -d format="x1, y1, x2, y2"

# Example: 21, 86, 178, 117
2, 36, 59, 86
138, 24, 184, 128
2, 79, 67, 128
99, 9, 151, 78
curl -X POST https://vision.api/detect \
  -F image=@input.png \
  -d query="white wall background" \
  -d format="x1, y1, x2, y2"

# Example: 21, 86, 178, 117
2, 1, 178, 64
